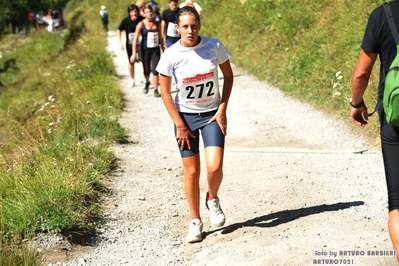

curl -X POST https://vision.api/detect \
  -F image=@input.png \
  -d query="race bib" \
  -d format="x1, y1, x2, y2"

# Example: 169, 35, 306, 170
128, 33, 135, 45
180, 72, 217, 106
146, 32, 159, 48
128, 33, 142, 45
166, 22, 180, 38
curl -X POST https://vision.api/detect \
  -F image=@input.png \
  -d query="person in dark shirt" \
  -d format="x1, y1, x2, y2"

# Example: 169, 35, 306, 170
161, 0, 180, 49
351, 1, 399, 261
99, 5, 109, 35
117, 4, 144, 87
131, 4, 164, 97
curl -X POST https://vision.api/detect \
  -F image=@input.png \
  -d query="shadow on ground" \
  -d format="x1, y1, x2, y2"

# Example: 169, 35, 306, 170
203, 201, 364, 238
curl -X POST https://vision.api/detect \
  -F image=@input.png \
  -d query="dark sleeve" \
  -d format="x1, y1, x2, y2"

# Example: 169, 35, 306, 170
118, 17, 126, 31
361, 7, 383, 54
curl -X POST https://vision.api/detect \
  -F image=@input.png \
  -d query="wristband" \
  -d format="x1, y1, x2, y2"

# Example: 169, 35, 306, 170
349, 98, 364, 108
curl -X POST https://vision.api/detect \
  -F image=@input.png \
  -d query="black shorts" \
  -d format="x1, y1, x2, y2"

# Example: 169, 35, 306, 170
381, 114, 399, 211
126, 45, 141, 63
175, 109, 225, 158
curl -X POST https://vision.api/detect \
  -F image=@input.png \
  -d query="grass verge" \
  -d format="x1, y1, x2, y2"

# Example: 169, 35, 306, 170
0, 2, 127, 265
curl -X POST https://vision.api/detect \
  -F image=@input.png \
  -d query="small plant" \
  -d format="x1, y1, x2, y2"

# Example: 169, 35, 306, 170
332, 71, 344, 98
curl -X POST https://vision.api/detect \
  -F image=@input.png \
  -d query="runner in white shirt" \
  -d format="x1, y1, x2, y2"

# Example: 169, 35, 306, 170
156, 6, 234, 243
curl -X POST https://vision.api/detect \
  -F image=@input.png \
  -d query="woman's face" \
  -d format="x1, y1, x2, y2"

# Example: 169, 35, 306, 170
177, 14, 200, 47
144, 8, 153, 20
129, 9, 138, 20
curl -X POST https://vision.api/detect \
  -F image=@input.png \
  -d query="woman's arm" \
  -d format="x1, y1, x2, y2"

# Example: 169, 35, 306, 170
208, 59, 234, 135
160, 20, 166, 50
158, 23, 165, 52
160, 74, 195, 150
131, 22, 143, 64
218, 59, 234, 113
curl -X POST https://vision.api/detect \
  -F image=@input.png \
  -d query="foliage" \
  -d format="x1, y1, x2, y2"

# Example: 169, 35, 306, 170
0, 0, 69, 37
0, 236, 44, 266
0, 0, 127, 264
201, 0, 385, 144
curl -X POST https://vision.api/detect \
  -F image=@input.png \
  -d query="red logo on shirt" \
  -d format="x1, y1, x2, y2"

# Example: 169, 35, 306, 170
182, 72, 214, 84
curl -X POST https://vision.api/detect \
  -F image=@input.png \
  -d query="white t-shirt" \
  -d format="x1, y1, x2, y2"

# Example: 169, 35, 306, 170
156, 36, 230, 113
99, 10, 107, 17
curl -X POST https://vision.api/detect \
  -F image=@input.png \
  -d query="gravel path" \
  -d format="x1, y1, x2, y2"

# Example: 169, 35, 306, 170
42, 31, 398, 266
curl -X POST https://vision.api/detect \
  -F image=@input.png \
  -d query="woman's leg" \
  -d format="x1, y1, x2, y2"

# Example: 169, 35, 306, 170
182, 154, 201, 220
151, 48, 161, 91
142, 49, 151, 79
142, 49, 151, 93
201, 119, 226, 227
153, 74, 159, 90
128, 63, 135, 79
201, 119, 225, 199
204, 146, 224, 199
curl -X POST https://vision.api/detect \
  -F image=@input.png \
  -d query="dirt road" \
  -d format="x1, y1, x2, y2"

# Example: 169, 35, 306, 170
44, 31, 397, 266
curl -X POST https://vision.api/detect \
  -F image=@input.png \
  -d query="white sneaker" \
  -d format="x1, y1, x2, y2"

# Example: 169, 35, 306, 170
205, 192, 225, 227
186, 219, 203, 243
128, 79, 135, 87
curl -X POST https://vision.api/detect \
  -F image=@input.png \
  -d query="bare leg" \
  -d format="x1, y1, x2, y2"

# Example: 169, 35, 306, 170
128, 63, 135, 79
153, 74, 159, 90
182, 154, 201, 220
388, 209, 399, 261
204, 146, 224, 199
103, 24, 108, 36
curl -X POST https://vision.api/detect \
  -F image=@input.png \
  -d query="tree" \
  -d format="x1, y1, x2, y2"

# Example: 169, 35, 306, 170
0, 0, 69, 37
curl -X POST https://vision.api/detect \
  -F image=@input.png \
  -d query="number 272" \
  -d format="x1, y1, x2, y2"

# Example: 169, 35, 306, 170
186, 81, 214, 99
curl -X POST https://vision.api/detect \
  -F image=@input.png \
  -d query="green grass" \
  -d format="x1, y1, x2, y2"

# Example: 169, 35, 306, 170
0, 0, 388, 264
200, 0, 384, 145
0, 2, 127, 265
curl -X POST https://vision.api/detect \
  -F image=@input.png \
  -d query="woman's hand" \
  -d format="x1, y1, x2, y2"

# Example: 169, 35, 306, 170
209, 110, 227, 135
176, 126, 195, 150
130, 54, 136, 64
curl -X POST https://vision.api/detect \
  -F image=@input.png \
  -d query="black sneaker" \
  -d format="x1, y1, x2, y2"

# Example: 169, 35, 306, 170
154, 89, 161, 98
143, 82, 150, 94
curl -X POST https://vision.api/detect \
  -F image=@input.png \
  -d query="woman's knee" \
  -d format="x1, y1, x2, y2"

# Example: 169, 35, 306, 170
185, 171, 200, 183
206, 164, 223, 177
183, 162, 201, 182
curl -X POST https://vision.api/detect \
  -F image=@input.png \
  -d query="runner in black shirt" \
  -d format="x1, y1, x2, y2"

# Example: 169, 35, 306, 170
117, 4, 144, 87
161, 0, 180, 49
